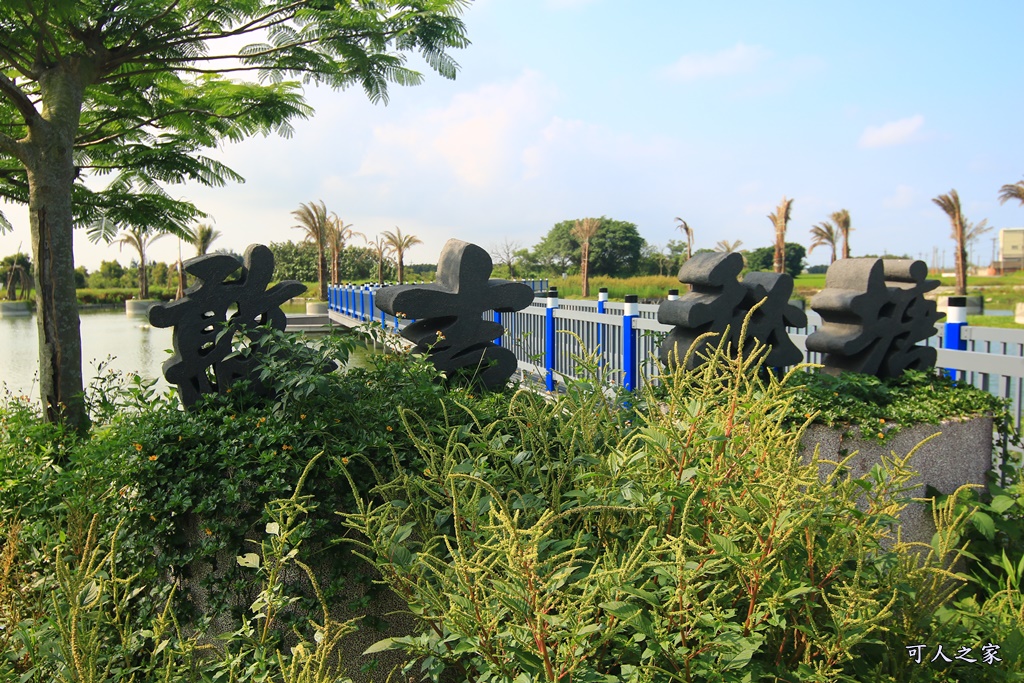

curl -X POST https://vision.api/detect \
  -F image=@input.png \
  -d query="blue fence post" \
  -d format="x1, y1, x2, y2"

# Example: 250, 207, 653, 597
359, 286, 366, 321
597, 287, 608, 370
623, 294, 638, 392
943, 296, 968, 379
545, 288, 558, 392
493, 311, 503, 346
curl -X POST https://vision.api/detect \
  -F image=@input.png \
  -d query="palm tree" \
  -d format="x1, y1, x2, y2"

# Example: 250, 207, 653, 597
381, 226, 423, 285
571, 217, 602, 297
768, 197, 794, 274
714, 239, 743, 253
194, 223, 221, 256
674, 217, 694, 258
327, 215, 362, 284
932, 189, 985, 296
808, 221, 838, 264
366, 235, 395, 285
999, 179, 1024, 207
831, 209, 852, 259
291, 200, 331, 300
115, 225, 166, 300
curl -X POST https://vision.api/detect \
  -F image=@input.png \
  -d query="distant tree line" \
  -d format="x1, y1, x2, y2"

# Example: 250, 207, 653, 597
489, 217, 810, 282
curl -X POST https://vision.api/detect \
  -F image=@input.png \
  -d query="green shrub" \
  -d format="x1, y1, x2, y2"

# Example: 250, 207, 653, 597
346, 339, 1024, 681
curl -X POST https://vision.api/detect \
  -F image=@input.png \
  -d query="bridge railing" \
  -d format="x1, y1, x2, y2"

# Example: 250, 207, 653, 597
327, 285, 1024, 431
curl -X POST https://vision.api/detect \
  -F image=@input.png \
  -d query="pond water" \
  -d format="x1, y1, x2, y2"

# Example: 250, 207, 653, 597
0, 309, 372, 401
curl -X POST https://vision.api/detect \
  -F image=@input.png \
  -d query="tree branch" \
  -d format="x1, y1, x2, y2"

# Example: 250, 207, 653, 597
0, 42, 37, 80
75, 107, 241, 147
23, 0, 66, 66
0, 131, 25, 162
105, 2, 302, 70
0, 71, 41, 128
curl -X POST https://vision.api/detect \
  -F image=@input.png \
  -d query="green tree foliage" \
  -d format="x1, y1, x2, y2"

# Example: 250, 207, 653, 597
1, 251, 32, 299
531, 217, 644, 277
0, 0, 471, 431
269, 241, 319, 283
744, 243, 807, 278
269, 241, 383, 284
73, 266, 88, 289
87, 261, 128, 289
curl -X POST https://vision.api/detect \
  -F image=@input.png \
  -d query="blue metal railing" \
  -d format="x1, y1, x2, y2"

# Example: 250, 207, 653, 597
326, 284, 1024, 430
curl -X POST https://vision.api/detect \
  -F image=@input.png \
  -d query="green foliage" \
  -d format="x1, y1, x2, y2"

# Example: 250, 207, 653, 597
744, 242, 807, 277
271, 240, 385, 284
76, 287, 172, 304
784, 369, 1014, 444
346, 338, 1024, 681
532, 218, 645, 277
0, 459, 358, 683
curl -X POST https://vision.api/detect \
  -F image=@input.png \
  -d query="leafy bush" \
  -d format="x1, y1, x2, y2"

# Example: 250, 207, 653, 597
346, 339, 1024, 681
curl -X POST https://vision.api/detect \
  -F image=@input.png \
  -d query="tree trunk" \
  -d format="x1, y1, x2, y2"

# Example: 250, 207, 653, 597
398, 256, 404, 285
773, 232, 785, 274
24, 71, 89, 432
139, 248, 148, 299
580, 241, 590, 298
377, 257, 384, 285
956, 230, 967, 296
317, 243, 327, 299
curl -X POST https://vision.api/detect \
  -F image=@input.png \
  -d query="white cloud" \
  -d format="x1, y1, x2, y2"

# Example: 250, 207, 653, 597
357, 70, 554, 187
858, 115, 924, 149
883, 184, 915, 209
520, 117, 674, 182
661, 43, 770, 81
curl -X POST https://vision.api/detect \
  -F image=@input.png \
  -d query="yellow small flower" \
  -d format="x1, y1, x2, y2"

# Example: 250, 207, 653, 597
134, 443, 143, 451
204, 528, 213, 536
879, 418, 885, 423
149, 515, 156, 522
877, 432, 884, 439
386, 425, 393, 432
804, 413, 811, 418
282, 444, 292, 451
300, 414, 306, 420
230, 415, 236, 420
225, 388, 231, 393
258, 417, 266, 424
341, 457, 350, 465
833, 392, 838, 396
148, 455, 158, 461
424, 468, 431, 476
178, 435, 182, 441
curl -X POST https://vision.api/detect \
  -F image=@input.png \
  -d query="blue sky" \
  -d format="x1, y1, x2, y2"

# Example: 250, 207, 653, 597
3, 0, 1024, 273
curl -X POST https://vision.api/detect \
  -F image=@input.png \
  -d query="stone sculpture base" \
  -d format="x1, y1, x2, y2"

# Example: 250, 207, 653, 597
0, 300, 30, 317
800, 416, 992, 548
173, 513, 423, 683
125, 299, 161, 316
305, 300, 328, 315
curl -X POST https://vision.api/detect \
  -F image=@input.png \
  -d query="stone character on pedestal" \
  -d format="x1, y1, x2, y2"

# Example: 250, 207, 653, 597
375, 239, 534, 390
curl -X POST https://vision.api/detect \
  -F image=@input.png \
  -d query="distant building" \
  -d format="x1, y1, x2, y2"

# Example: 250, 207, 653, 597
995, 228, 1024, 274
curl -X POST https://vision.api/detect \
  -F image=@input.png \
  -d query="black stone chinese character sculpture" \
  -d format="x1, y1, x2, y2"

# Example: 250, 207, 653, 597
374, 239, 534, 390
806, 258, 942, 377
658, 251, 808, 370
149, 244, 314, 407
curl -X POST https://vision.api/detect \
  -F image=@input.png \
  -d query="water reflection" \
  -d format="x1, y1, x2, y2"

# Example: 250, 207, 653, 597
0, 310, 372, 400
